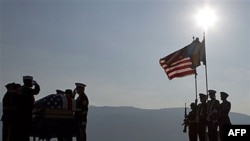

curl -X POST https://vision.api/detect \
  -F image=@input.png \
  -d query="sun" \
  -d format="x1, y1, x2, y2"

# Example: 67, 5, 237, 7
195, 6, 217, 32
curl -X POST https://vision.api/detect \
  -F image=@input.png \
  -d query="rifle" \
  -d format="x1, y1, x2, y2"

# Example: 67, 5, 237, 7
182, 103, 187, 133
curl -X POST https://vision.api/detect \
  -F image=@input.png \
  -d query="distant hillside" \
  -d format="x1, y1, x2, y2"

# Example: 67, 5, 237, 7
87, 106, 250, 141
0, 105, 250, 141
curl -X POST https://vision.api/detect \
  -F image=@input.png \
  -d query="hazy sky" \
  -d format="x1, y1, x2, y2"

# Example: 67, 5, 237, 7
1, 0, 250, 115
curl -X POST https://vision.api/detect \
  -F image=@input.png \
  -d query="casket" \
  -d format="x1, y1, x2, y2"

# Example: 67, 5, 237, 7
31, 94, 79, 140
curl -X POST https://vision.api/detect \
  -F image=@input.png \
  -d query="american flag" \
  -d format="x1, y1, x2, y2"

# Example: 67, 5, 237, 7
35, 94, 76, 110
160, 54, 196, 80
159, 41, 198, 80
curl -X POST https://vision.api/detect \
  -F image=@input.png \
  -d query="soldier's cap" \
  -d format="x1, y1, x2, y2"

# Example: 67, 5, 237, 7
56, 89, 65, 94
220, 92, 229, 98
13, 83, 21, 89
23, 75, 33, 80
199, 93, 207, 98
75, 82, 86, 88
5, 82, 15, 88
208, 89, 216, 95
65, 89, 73, 94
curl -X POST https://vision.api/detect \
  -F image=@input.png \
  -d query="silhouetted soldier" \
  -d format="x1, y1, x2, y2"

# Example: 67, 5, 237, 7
11, 83, 22, 141
196, 93, 207, 141
1, 82, 15, 141
64, 89, 74, 141
218, 92, 231, 141
55, 89, 66, 141
207, 90, 220, 141
17, 75, 40, 141
186, 102, 198, 141
75, 83, 89, 141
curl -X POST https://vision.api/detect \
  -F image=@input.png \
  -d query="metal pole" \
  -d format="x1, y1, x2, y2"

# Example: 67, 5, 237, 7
203, 32, 209, 96
195, 71, 198, 104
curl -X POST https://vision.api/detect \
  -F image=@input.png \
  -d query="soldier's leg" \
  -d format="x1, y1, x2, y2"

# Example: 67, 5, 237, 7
198, 125, 206, 141
2, 122, 9, 141
81, 124, 87, 141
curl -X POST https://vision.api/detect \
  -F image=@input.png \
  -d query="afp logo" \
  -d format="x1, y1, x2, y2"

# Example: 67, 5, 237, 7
224, 125, 250, 141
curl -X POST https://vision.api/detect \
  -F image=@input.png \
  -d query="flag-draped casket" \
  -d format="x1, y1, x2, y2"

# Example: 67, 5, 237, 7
32, 94, 78, 139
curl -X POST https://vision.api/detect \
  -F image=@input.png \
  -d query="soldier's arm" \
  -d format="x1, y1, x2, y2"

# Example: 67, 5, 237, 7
31, 83, 40, 95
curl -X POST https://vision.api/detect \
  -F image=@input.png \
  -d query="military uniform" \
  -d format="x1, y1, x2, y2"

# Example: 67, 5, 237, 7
218, 92, 231, 141
2, 83, 21, 141
17, 76, 40, 141
196, 93, 207, 141
75, 83, 89, 141
1, 83, 15, 141
207, 90, 220, 141
187, 103, 197, 141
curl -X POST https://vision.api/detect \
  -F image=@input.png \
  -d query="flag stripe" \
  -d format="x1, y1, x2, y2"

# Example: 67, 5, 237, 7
160, 56, 196, 80
168, 69, 196, 80
159, 38, 207, 80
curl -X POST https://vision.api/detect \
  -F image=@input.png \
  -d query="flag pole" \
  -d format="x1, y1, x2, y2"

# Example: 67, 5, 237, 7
192, 36, 198, 104
195, 71, 198, 104
203, 32, 209, 96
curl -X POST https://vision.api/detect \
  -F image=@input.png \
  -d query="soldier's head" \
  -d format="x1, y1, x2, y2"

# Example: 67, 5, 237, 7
199, 93, 207, 103
190, 103, 196, 109
23, 75, 33, 87
5, 82, 15, 92
208, 89, 216, 100
13, 83, 21, 93
65, 89, 74, 98
220, 92, 229, 101
75, 82, 86, 94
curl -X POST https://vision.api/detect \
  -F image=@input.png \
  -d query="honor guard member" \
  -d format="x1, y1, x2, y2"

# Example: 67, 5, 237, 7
1, 83, 15, 141
65, 89, 74, 99
11, 83, 22, 141
17, 75, 40, 141
218, 92, 231, 141
196, 93, 207, 141
187, 103, 198, 141
75, 82, 89, 141
207, 90, 220, 141
64, 89, 74, 141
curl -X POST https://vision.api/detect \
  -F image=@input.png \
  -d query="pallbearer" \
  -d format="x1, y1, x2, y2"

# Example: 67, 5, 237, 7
75, 82, 89, 141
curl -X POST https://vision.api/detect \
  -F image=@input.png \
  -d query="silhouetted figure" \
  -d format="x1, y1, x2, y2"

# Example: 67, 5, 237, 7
11, 83, 22, 141
218, 92, 231, 141
186, 102, 198, 141
1, 83, 21, 141
64, 89, 74, 141
75, 83, 89, 141
207, 90, 220, 141
56, 89, 66, 141
196, 93, 207, 141
17, 76, 40, 141
1, 83, 15, 141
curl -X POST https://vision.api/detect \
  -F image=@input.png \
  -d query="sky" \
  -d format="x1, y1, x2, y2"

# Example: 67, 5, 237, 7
1, 0, 250, 115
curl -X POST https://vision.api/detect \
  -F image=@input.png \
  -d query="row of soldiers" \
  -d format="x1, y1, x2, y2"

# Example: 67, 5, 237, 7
1, 75, 89, 141
184, 90, 231, 141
